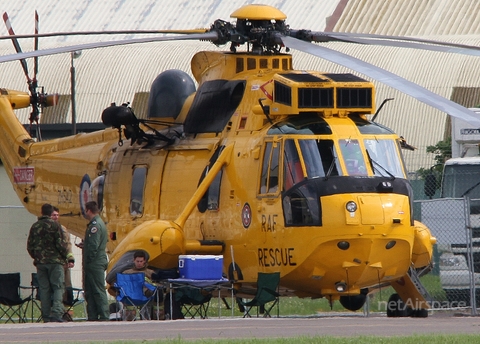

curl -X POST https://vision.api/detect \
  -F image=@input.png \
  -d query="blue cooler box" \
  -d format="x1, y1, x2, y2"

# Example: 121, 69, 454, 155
178, 255, 223, 280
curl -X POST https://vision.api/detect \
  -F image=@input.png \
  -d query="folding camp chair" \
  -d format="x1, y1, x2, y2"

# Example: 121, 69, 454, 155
29, 273, 85, 322
28, 273, 42, 322
0, 273, 32, 323
62, 287, 86, 321
237, 272, 280, 318
175, 286, 212, 319
114, 272, 157, 320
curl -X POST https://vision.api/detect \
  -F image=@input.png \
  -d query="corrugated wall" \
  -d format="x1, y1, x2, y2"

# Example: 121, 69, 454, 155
336, 0, 480, 35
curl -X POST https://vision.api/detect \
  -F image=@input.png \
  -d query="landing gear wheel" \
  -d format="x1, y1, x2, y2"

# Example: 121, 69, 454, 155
386, 293, 411, 317
339, 294, 367, 311
411, 308, 428, 318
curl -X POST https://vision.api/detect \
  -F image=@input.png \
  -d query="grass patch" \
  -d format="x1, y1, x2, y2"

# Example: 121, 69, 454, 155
205, 273, 449, 317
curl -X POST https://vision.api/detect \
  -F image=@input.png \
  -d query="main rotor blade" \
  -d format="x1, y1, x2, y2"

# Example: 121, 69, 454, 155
281, 36, 480, 127
290, 30, 480, 57
0, 28, 209, 40
2, 12, 30, 81
328, 33, 480, 57
0, 32, 218, 64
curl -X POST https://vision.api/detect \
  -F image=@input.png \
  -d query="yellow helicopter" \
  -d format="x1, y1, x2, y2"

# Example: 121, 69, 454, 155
2, 4, 480, 317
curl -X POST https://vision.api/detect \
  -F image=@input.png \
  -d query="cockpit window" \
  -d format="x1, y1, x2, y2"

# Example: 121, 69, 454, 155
267, 115, 332, 135
284, 139, 304, 190
284, 138, 340, 191
298, 140, 323, 178
351, 116, 394, 134
364, 138, 405, 178
339, 139, 368, 176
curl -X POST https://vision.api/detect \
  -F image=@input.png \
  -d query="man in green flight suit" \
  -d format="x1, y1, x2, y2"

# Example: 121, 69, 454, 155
82, 201, 109, 321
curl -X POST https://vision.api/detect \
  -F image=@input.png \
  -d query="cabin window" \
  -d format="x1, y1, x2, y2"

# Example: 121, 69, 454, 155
130, 165, 147, 216
364, 138, 405, 178
247, 58, 256, 70
198, 167, 223, 212
339, 139, 368, 176
259, 141, 280, 194
236, 58, 244, 73
207, 172, 222, 210
198, 146, 224, 213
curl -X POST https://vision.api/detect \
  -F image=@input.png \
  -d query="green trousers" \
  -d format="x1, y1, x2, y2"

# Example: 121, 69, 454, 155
36, 263, 65, 320
84, 265, 109, 321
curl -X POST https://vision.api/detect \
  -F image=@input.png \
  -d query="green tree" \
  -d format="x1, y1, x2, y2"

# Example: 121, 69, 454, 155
416, 137, 451, 198
416, 137, 451, 179
426, 137, 452, 167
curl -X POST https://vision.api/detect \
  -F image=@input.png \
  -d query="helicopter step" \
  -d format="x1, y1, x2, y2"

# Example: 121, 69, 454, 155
388, 265, 433, 318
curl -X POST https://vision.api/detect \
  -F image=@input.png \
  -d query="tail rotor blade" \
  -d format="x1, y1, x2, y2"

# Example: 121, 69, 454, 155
34, 10, 39, 81
2, 12, 30, 82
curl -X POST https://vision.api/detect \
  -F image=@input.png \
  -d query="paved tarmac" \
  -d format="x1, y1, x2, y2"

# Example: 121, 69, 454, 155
0, 312, 479, 343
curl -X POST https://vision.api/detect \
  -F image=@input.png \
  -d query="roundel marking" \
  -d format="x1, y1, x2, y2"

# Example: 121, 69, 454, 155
242, 203, 252, 228
80, 174, 92, 217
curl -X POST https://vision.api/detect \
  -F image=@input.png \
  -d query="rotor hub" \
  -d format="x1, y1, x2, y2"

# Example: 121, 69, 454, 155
230, 4, 287, 21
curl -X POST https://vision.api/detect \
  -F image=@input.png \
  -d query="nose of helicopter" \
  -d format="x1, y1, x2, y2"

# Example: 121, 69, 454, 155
108, 220, 186, 273
283, 235, 414, 296
332, 237, 412, 287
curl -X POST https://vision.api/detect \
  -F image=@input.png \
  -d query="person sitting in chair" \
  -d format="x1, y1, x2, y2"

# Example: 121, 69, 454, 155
122, 250, 155, 297
110, 250, 163, 320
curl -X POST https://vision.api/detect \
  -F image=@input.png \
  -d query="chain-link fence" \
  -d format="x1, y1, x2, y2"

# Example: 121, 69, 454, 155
415, 197, 480, 314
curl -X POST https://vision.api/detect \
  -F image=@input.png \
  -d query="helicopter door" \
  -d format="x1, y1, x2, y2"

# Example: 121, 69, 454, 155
259, 140, 280, 195
282, 139, 324, 227
283, 139, 304, 190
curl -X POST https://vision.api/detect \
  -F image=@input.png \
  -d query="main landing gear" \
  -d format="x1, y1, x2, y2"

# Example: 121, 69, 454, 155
386, 293, 428, 318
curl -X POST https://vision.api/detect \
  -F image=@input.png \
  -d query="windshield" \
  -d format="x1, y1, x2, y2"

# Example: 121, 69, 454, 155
284, 138, 340, 190
339, 139, 368, 176
364, 138, 405, 178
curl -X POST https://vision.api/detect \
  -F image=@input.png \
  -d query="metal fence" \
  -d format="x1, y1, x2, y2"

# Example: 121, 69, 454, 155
415, 197, 479, 315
